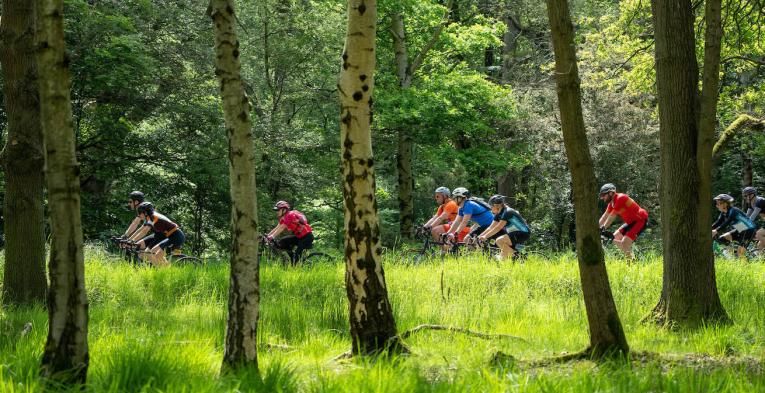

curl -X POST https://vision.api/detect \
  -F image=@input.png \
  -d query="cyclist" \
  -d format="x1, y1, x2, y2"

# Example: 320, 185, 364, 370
712, 193, 756, 258
422, 187, 470, 246
742, 187, 765, 251
598, 183, 648, 259
120, 191, 146, 240
134, 202, 186, 267
266, 201, 314, 265
477, 195, 531, 260
445, 187, 494, 245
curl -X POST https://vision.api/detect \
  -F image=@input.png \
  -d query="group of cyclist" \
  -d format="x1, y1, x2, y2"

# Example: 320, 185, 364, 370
116, 180, 765, 265
423, 186, 531, 260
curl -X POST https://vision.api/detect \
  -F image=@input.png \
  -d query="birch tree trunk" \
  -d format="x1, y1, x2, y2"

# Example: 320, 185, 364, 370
649, 0, 728, 325
209, 0, 261, 371
546, 0, 629, 356
339, 0, 403, 355
0, 0, 48, 305
35, 0, 89, 383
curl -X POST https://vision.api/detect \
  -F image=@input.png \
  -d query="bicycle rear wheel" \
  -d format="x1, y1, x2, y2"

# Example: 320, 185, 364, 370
172, 255, 203, 266
302, 252, 334, 265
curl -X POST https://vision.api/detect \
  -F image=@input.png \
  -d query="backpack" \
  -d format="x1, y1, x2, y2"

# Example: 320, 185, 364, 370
467, 197, 492, 215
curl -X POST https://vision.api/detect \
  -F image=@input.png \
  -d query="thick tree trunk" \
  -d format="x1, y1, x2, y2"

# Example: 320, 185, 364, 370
209, 0, 261, 371
650, 0, 728, 325
35, 0, 89, 384
546, 0, 629, 356
0, 0, 48, 305
339, 0, 402, 355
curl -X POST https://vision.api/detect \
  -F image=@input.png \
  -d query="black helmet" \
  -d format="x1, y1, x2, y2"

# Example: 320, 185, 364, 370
137, 201, 154, 216
713, 194, 734, 203
742, 187, 757, 196
129, 191, 145, 202
488, 195, 505, 205
599, 183, 616, 195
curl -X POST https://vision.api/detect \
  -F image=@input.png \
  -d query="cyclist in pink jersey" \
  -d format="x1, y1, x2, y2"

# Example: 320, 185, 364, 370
266, 200, 314, 265
598, 183, 648, 259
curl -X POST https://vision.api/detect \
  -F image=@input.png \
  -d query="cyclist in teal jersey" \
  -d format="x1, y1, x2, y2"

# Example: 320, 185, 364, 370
712, 194, 756, 258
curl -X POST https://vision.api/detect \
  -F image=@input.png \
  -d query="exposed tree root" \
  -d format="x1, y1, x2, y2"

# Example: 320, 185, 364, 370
643, 303, 732, 328
397, 324, 527, 343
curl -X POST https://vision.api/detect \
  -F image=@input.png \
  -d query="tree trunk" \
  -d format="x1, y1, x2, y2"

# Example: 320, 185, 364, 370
546, 0, 629, 356
501, 13, 521, 83
339, 0, 402, 355
35, 0, 89, 384
0, 0, 48, 305
209, 0, 261, 371
742, 153, 752, 188
650, 0, 728, 326
397, 131, 414, 239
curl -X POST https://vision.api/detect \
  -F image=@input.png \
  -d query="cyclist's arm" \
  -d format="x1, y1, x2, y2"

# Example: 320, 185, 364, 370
747, 206, 761, 222
600, 213, 617, 229
446, 215, 465, 234
712, 212, 731, 231
480, 220, 504, 238
123, 216, 142, 238
268, 224, 287, 238
128, 225, 150, 242
598, 211, 610, 227
425, 211, 446, 227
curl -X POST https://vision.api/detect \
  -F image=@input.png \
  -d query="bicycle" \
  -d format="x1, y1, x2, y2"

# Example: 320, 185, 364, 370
110, 236, 203, 266
258, 235, 333, 267
600, 229, 645, 262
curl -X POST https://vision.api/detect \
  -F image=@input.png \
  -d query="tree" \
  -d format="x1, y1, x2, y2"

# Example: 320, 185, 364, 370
35, 0, 89, 384
389, 0, 452, 239
339, 0, 403, 355
209, 0, 261, 371
649, 0, 728, 325
545, 0, 629, 356
0, 0, 48, 305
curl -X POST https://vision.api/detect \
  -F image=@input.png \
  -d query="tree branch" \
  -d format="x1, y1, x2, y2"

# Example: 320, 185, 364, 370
712, 114, 765, 157
408, 0, 454, 76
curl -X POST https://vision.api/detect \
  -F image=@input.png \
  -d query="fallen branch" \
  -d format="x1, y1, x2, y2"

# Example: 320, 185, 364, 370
397, 324, 527, 343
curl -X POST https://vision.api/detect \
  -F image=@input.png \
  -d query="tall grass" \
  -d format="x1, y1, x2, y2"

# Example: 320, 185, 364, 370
0, 248, 763, 392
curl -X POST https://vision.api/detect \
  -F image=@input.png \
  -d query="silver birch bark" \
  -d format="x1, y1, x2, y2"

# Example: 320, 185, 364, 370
35, 0, 89, 383
209, 0, 261, 370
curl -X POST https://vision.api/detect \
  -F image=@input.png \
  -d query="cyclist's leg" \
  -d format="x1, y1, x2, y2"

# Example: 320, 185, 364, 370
432, 224, 447, 243
277, 235, 299, 264
294, 233, 314, 264
756, 228, 765, 251
492, 229, 512, 259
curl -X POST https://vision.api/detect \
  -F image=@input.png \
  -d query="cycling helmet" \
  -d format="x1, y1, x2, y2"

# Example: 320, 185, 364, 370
434, 187, 451, 198
129, 191, 145, 202
599, 183, 616, 195
137, 201, 154, 216
742, 187, 757, 196
488, 195, 506, 205
713, 194, 734, 203
452, 187, 470, 198
273, 200, 290, 210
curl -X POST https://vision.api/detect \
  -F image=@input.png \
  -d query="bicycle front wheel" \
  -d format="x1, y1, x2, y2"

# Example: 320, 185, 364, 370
302, 252, 334, 266
173, 255, 203, 266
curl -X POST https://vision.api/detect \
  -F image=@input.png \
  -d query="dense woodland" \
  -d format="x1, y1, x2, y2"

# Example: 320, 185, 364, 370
1, 0, 764, 390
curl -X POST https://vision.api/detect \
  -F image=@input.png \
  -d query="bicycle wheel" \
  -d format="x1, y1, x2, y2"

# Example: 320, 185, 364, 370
302, 252, 334, 265
173, 255, 203, 266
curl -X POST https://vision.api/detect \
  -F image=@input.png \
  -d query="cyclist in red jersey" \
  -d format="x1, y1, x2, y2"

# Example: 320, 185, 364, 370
598, 183, 648, 259
266, 201, 314, 265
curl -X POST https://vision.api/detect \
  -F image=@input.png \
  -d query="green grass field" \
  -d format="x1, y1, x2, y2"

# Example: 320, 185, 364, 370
1, 246, 764, 392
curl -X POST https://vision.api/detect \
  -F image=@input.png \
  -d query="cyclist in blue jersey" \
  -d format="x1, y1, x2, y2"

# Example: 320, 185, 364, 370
445, 187, 494, 244
477, 195, 531, 260
712, 194, 756, 258
742, 187, 765, 252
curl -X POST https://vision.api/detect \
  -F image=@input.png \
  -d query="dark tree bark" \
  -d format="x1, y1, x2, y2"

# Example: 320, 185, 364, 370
340, 0, 403, 355
36, 0, 89, 384
649, 0, 728, 326
0, 0, 48, 305
209, 0, 261, 371
546, 0, 629, 356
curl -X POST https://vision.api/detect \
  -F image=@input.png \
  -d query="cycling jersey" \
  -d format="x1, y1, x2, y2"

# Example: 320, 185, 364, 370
494, 206, 530, 233
458, 200, 494, 227
143, 212, 179, 236
713, 207, 756, 233
745, 196, 765, 222
606, 193, 648, 223
436, 200, 459, 223
280, 210, 312, 239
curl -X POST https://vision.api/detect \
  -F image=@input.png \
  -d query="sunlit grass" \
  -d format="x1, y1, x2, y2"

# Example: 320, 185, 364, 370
1, 247, 764, 392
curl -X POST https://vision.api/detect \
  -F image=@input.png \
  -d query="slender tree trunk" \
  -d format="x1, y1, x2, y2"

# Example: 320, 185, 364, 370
501, 13, 521, 83
339, 0, 402, 355
209, 0, 261, 371
742, 153, 752, 188
546, 0, 629, 356
649, 0, 728, 325
35, 0, 89, 384
397, 131, 414, 238
0, 0, 48, 305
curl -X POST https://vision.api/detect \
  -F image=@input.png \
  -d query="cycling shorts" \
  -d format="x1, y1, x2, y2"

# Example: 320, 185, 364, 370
618, 218, 647, 241
156, 229, 185, 251
504, 231, 530, 248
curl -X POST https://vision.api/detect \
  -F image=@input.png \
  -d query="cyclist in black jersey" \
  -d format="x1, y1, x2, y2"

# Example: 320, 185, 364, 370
742, 187, 765, 252
712, 194, 756, 258
477, 195, 531, 260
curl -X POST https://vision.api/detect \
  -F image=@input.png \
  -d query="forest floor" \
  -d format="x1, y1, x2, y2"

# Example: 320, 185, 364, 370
1, 246, 764, 392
